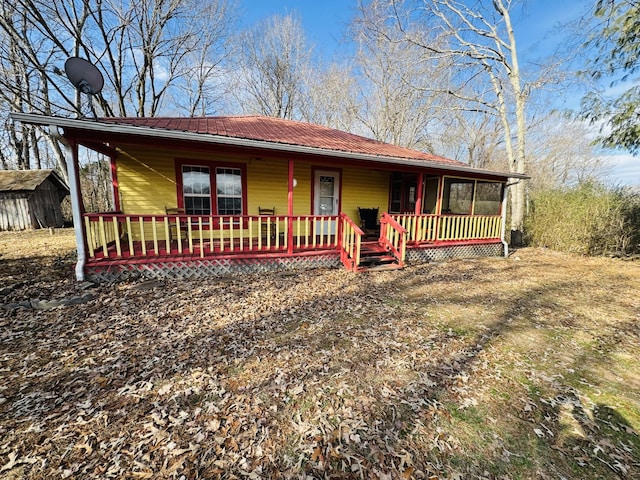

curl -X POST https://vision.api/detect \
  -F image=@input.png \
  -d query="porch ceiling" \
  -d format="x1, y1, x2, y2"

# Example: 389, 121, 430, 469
10, 113, 529, 180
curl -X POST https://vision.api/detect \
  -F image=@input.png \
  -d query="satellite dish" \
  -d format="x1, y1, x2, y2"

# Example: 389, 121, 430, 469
64, 57, 104, 95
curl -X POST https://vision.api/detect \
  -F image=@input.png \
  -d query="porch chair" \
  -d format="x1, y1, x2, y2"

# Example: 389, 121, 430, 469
357, 207, 380, 239
258, 206, 276, 240
165, 206, 186, 242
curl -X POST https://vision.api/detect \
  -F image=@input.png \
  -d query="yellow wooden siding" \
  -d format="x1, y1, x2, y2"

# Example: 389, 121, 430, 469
116, 146, 391, 220
291, 165, 312, 216
117, 147, 181, 214
341, 167, 390, 220
246, 160, 290, 216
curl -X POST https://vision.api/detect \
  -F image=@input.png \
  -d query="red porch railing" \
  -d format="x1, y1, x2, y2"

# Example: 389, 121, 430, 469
83, 213, 339, 260
379, 213, 407, 267
339, 213, 364, 271
82, 212, 503, 267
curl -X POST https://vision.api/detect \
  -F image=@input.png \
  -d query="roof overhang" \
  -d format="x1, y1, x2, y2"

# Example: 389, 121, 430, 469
10, 112, 530, 181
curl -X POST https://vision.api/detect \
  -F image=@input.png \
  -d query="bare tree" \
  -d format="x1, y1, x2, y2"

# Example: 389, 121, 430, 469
87, 0, 235, 117
0, 0, 236, 176
0, 0, 78, 177
357, 0, 557, 243
527, 115, 610, 191
173, 20, 236, 117
435, 110, 505, 170
350, 10, 457, 152
299, 62, 361, 131
234, 13, 312, 119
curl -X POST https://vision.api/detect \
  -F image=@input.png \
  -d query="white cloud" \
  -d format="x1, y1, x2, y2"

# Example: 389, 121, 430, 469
603, 152, 640, 187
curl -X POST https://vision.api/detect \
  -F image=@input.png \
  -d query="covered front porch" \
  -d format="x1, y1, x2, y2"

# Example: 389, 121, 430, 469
10, 113, 527, 282
82, 210, 504, 281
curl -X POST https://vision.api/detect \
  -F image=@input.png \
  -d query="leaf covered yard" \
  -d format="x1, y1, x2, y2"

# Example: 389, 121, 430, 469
1, 230, 639, 479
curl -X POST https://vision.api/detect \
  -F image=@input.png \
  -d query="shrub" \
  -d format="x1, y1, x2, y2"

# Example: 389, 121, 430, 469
525, 182, 640, 255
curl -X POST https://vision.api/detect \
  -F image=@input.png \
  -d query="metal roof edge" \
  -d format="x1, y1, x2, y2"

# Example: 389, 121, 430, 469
10, 112, 530, 180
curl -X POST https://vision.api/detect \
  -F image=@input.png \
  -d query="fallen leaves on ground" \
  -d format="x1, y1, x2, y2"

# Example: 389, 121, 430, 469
0, 229, 639, 479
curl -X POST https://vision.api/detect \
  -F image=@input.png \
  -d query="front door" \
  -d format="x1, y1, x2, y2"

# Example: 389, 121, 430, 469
390, 173, 417, 213
313, 169, 340, 234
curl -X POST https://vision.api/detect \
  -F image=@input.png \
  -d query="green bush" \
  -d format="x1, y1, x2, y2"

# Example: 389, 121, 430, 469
525, 182, 640, 255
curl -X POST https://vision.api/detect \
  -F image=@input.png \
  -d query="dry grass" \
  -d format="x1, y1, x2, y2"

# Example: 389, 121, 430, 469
1, 229, 639, 479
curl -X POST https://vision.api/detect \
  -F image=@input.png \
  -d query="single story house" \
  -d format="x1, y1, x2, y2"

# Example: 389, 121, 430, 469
10, 113, 527, 282
0, 169, 69, 231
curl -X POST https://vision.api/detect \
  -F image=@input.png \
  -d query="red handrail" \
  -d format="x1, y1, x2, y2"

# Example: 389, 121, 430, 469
379, 213, 407, 266
339, 213, 364, 271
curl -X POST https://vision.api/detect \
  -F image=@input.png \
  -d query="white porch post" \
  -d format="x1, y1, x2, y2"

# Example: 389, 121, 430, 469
500, 181, 509, 257
60, 134, 87, 281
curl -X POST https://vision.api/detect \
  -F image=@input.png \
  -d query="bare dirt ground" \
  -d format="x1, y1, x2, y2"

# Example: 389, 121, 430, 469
1, 228, 639, 479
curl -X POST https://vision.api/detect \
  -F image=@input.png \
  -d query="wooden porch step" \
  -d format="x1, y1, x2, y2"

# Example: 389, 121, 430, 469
362, 262, 404, 272
360, 241, 387, 253
358, 245, 400, 271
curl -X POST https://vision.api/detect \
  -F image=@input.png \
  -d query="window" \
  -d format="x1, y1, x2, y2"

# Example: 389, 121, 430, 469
423, 177, 440, 214
183, 166, 211, 215
216, 168, 242, 215
180, 163, 245, 216
474, 182, 503, 215
441, 178, 504, 215
389, 173, 417, 213
442, 178, 474, 214
390, 173, 402, 213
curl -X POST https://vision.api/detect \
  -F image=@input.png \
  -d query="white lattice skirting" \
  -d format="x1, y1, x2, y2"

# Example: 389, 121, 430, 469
85, 254, 343, 283
406, 242, 504, 264
85, 243, 504, 283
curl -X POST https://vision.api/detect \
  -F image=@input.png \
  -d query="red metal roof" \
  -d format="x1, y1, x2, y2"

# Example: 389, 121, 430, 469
99, 115, 466, 167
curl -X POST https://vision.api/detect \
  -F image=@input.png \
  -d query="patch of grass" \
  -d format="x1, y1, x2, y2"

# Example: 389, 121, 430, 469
383, 297, 404, 307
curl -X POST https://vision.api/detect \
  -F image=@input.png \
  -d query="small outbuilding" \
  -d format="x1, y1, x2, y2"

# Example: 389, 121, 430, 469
0, 169, 70, 231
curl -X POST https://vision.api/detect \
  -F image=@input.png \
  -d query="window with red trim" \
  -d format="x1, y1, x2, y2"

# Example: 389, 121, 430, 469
441, 178, 503, 215
183, 166, 212, 215
215, 167, 242, 215
178, 162, 245, 216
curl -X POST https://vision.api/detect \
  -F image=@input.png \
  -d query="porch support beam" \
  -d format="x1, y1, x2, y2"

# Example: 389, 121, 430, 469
287, 158, 294, 254
415, 172, 424, 214
57, 134, 87, 281
110, 152, 121, 212
500, 183, 509, 257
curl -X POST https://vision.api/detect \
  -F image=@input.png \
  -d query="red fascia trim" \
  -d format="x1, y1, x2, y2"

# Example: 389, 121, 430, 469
415, 172, 424, 214
287, 159, 295, 254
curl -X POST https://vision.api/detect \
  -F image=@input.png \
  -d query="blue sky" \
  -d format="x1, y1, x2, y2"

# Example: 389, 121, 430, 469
239, 0, 589, 60
239, 0, 356, 57
239, 0, 639, 186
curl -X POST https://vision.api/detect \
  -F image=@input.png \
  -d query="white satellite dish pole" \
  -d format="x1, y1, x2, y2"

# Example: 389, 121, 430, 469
64, 57, 104, 118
